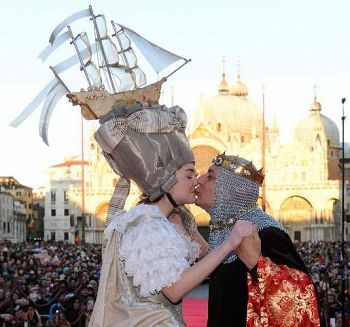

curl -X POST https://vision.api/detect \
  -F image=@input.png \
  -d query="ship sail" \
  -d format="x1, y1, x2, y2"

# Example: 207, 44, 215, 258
111, 21, 146, 90
118, 24, 185, 73
75, 32, 102, 89
93, 14, 135, 92
52, 43, 97, 75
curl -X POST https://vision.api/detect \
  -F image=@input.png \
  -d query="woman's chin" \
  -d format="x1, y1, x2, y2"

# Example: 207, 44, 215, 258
194, 198, 207, 210
184, 194, 196, 204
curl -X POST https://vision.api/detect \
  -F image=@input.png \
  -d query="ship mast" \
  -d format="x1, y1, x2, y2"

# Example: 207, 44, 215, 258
111, 21, 136, 89
89, 5, 117, 93
67, 26, 93, 90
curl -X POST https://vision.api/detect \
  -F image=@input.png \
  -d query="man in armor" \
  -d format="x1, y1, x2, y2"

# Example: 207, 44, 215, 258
195, 153, 320, 327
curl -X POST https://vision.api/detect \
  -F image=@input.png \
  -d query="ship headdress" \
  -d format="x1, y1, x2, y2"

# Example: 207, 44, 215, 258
10, 6, 193, 234
10, 5, 190, 145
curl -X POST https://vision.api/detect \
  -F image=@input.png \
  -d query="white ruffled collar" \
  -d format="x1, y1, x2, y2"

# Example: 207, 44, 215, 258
104, 204, 166, 238
104, 204, 200, 262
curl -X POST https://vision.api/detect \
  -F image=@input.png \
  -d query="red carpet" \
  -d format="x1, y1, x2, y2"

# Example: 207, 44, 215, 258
183, 298, 208, 327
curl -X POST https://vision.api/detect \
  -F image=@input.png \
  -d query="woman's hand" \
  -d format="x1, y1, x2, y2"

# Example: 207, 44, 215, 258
223, 220, 257, 252
236, 231, 261, 270
162, 219, 255, 303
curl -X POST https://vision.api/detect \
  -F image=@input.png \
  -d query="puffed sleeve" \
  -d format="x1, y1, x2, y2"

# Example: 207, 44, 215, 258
120, 217, 193, 297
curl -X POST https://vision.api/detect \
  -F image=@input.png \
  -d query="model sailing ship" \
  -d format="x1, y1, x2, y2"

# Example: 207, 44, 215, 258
11, 5, 190, 144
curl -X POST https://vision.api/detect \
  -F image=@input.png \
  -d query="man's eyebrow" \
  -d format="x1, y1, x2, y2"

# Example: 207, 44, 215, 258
185, 168, 196, 172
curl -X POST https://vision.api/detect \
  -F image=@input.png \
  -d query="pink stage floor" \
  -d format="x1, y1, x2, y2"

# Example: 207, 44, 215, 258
182, 298, 208, 327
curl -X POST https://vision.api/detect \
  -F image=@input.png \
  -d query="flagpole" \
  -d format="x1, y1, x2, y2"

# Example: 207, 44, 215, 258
81, 116, 86, 244
261, 84, 266, 212
171, 85, 174, 107
341, 97, 346, 326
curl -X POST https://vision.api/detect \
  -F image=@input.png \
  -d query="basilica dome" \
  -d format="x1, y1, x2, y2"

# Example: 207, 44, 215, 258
218, 73, 229, 94
230, 73, 249, 97
194, 74, 263, 143
294, 96, 340, 149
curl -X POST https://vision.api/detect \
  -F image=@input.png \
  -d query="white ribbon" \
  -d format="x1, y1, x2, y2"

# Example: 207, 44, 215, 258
39, 82, 68, 145
39, 31, 71, 62
49, 8, 91, 44
10, 79, 58, 127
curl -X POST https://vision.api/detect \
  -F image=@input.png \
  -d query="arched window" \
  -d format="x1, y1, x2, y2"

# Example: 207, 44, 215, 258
280, 196, 313, 223
95, 203, 108, 228
257, 197, 271, 214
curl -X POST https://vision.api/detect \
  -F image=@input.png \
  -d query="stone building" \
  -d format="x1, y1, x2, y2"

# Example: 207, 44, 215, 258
0, 191, 26, 242
0, 192, 14, 242
0, 177, 33, 221
43, 159, 89, 243
188, 71, 342, 241
43, 144, 140, 243
0, 177, 32, 242
31, 187, 46, 240
13, 199, 27, 242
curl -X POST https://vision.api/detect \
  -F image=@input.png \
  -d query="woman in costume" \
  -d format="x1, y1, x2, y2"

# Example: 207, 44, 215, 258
89, 103, 257, 326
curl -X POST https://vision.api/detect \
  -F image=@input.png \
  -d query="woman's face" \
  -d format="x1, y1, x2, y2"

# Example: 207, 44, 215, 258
169, 162, 198, 205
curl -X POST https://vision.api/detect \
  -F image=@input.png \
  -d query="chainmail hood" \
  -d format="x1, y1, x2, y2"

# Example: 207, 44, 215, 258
208, 155, 286, 264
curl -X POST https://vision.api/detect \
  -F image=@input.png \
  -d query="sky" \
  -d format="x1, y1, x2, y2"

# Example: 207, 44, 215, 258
1, 0, 350, 189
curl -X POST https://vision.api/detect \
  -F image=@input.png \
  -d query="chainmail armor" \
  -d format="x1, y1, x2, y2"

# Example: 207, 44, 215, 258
208, 156, 287, 264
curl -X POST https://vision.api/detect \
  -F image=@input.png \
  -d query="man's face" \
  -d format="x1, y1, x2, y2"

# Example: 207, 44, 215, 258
195, 164, 218, 211
73, 299, 81, 310
80, 287, 89, 297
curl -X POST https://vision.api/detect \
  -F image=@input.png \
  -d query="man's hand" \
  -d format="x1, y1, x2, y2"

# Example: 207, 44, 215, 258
224, 220, 256, 252
236, 231, 261, 270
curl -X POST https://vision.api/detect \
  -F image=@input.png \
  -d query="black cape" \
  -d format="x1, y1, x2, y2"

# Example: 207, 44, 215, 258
207, 227, 309, 327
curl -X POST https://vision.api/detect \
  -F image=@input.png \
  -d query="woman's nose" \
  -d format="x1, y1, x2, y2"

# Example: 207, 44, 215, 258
197, 174, 205, 184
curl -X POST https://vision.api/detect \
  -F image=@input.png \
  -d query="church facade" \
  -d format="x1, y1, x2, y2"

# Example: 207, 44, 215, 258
189, 72, 342, 242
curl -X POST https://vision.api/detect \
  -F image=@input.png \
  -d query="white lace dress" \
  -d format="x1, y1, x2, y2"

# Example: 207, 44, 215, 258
90, 204, 200, 327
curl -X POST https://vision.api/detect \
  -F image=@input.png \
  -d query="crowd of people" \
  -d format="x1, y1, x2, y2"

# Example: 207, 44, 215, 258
0, 241, 101, 326
0, 240, 348, 326
296, 241, 350, 326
